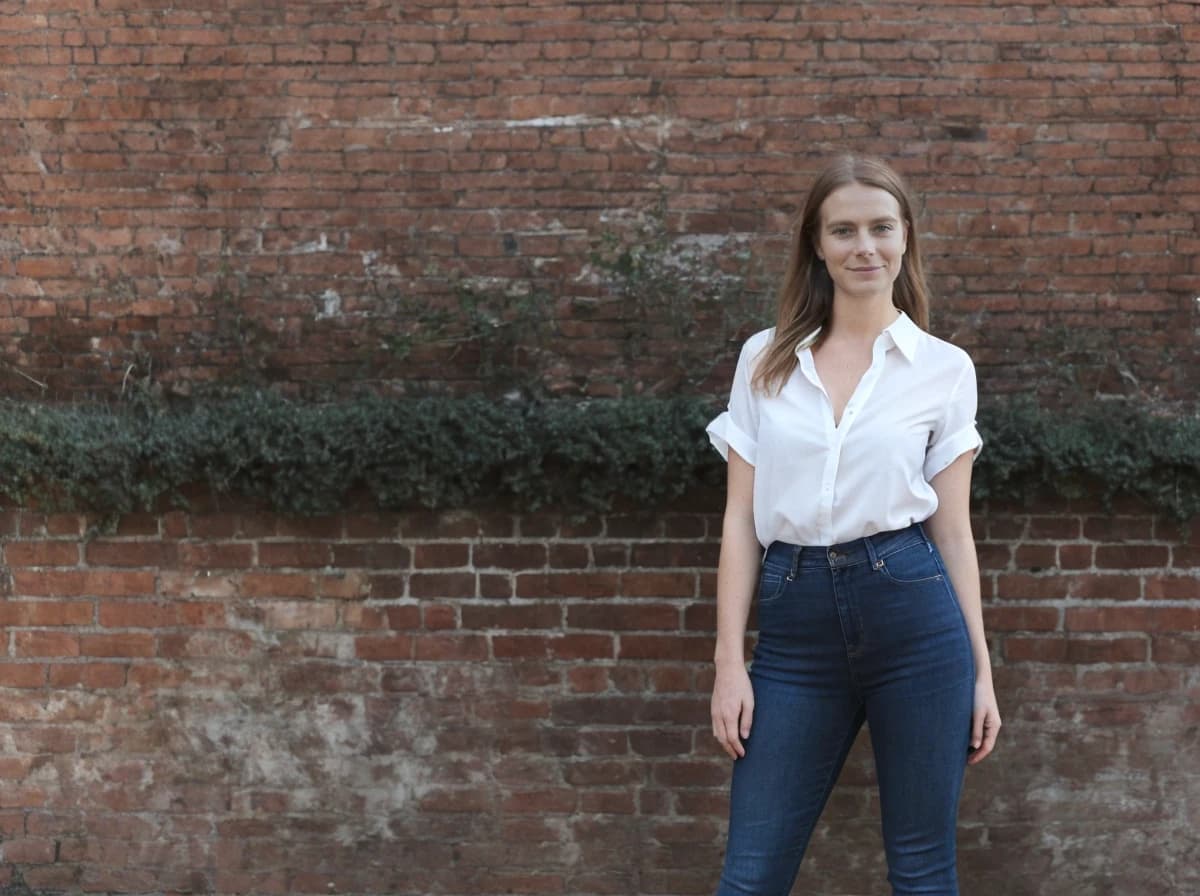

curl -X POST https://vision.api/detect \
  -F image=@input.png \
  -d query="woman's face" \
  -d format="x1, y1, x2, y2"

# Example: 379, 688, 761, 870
814, 183, 907, 301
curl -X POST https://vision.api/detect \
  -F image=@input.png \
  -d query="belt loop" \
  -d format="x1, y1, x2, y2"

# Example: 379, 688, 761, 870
864, 532, 881, 568
789, 544, 801, 579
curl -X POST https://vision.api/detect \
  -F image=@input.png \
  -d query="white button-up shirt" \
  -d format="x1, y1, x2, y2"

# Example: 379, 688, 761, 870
706, 312, 982, 548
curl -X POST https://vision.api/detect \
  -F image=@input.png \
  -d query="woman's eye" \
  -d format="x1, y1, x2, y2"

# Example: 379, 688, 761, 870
874, 224, 894, 233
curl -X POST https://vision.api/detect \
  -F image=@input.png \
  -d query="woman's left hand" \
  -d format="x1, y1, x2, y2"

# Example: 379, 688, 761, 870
968, 679, 1001, 765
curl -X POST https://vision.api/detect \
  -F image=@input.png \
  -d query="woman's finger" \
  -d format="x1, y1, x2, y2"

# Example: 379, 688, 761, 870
739, 696, 754, 741
968, 710, 1001, 765
721, 707, 745, 759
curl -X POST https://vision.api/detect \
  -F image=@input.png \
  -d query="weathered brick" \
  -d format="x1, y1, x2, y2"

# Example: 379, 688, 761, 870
13, 631, 81, 658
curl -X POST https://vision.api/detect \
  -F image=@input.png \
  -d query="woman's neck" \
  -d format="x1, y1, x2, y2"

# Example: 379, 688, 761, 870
827, 295, 900, 342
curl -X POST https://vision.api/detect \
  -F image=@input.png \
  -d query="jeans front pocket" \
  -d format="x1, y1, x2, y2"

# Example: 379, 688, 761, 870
876, 539, 944, 586
756, 558, 791, 605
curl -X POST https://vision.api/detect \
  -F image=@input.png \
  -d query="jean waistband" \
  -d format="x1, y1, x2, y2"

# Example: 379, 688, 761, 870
763, 522, 931, 573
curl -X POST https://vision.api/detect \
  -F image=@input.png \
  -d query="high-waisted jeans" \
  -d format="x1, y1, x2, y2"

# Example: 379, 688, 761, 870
716, 522, 975, 896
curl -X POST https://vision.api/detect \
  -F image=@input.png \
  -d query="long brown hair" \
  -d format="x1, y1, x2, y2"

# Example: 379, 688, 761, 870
751, 155, 930, 395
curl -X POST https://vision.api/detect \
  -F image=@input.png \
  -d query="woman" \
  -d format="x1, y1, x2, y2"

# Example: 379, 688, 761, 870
706, 154, 1000, 896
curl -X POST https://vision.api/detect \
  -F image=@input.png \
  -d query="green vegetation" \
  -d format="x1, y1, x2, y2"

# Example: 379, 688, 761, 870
1, 393, 1195, 521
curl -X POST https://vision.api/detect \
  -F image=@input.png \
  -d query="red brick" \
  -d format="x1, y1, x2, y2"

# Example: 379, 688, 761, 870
330, 542, 410, 568
1066, 574, 1143, 601
257, 601, 338, 630
1143, 575, 1199, 600
500, 789, 577, 814
515, 573, 621, 599
419, 789, 491, 813
1058, 544, 1094, 569
355, 636, 413, 661
1027, 516, 1081, 539
240, 573, 317, 599
631, 543, 720, 568
97, 601, 180, 628
474, 543, 547, 569
257, 542, 333, 568
48, 663, 128, 689
1082, 516, 1155, 540
84, 541, 178, 567
1003, 636, 1068, 663
1094, 545, 1170, 569
417, 603, 454, 631
2, 541, 81, 566
0, 663, 48, 688
618, 635, 713, 662
620, 572, 697, 598
995, 573, 1069, 601
0, 601, 93, 626
1150, 635, 1200, 663
1065, 636, 1148, 664
78, 634, 157, 658
983, 605, 1060, 632
409, 573, 475, 599
461, 603, 562, 630
413, 543, 471, 569
13, 632, 81, 658
1118, 667, 1183, 694
567, 603, 680, 630
566, 666, 610, 693
493, 634, 614, 660
177, 543, 255, 568
976, 542, 1012, 570
546, 544, 590, 569
1066, 606, 1200, 633
683, 600, 719, 633
316, 572, 370, 600
1014, 544, 1057, 571
413, 634, 488, 661
10, 570, 156, 598
1, 838, 56, 863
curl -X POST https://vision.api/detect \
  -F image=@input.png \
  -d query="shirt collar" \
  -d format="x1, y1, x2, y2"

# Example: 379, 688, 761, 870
884, 310, 921, 362
793, 309, 921, 362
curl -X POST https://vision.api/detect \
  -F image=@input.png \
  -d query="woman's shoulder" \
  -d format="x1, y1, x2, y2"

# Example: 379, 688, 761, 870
916, 329, 976, 372
740, 326, 776, 361
745, 326, 775, 350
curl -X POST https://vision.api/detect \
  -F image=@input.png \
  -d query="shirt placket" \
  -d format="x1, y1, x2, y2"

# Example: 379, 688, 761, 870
800, 338, 891, 544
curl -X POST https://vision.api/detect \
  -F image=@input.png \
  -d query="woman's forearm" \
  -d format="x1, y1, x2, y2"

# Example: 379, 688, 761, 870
933, 531, 992, 685
714, 513, 761, 667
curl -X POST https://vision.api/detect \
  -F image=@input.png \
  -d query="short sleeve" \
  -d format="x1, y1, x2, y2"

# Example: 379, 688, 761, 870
923, 354, 983, 481
706, 334, 764, 466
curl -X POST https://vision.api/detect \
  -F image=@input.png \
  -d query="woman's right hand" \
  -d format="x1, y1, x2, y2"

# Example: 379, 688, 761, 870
711, 661, 754, 759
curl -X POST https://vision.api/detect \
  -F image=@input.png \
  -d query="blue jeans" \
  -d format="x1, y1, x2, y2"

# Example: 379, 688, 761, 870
717, 523, 975, 896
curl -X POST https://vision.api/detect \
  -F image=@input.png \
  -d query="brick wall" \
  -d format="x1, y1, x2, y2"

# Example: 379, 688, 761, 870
2, 3, 1197, 892
0, 499, 1196, 894
2, 1, 1198, 399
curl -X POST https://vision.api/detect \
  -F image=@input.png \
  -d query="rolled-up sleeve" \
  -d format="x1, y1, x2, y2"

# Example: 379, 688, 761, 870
924, 354, 983, 481
707, 335, 762, 466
